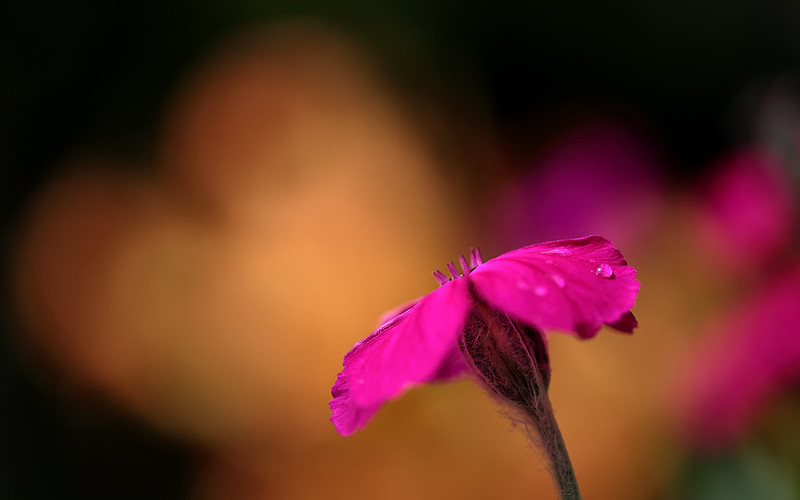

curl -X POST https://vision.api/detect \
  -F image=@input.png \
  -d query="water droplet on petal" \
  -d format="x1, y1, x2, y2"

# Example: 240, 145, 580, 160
534, 285, 548, 296
595, 263, 614, 278
549, 274, 566, 288
541, 248, 571, 256
516, 280, 530, 290
545, 259, 554, 265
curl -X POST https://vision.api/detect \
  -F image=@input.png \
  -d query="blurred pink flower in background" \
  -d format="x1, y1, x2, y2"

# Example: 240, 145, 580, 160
674, 267, 800, 449
487, 122, 665, 252
693, 148, 797, 271
674, 123, 800, 452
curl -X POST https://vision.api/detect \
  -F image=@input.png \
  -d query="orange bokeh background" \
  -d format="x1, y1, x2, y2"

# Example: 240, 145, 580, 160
5, 17, 799, 500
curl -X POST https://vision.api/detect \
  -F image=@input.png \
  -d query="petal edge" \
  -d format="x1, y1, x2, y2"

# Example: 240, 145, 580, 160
330, 278, 472, 434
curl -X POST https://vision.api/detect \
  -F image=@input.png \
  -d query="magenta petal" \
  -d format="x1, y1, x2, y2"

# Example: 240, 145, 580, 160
608, 311, 638, 333
330, 372, 382, 437
330, 278, 472, 435
432, 346, 470, 380
375, 295, 424, 328
469, 235, 639, 338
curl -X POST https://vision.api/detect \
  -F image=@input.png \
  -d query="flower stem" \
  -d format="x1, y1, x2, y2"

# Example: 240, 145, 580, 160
459, 309, 582, 500
528, 393, 582, 500
505, 317, 582, 500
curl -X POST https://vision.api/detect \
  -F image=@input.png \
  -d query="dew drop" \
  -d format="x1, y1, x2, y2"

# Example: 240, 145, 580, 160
541, 248, 571, 256
549, 274, 566, 288
516, 280, 530, 290
595, 263, 614, 278
534, 285, 548, 296
545, 259, 554, 265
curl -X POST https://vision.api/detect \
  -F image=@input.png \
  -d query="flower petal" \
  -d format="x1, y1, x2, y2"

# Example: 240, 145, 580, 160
469, 235, 639, 338
330, 278, 472, 435
374, 295, 424, 328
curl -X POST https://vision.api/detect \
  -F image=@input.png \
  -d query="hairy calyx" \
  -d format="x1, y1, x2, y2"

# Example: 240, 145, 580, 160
459, 302, 581, 500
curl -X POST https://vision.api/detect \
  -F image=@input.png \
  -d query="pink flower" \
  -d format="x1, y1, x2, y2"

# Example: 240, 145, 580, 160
694, 148, 796, 270
488, 123, 664, 252
674, 267, 800, 449
330, 235, 640, 436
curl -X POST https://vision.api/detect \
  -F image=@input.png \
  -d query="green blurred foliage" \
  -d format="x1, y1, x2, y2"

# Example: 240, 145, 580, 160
678, 446, 799, 500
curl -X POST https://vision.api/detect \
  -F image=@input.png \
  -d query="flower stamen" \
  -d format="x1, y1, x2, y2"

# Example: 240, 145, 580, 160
433, 270, 450, 285
471, 247, 484, 268
434, 247, 485, 285
447, 262, 460, 280
459, 255, 471, 277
